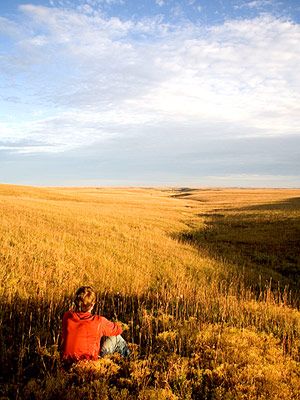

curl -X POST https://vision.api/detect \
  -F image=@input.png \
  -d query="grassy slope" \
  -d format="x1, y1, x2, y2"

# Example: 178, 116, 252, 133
175, 188, 300, 301
0, 184, 300, 399
0, 185, 215, 298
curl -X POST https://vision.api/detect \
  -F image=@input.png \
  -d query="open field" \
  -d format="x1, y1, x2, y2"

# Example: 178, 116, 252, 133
0, 184, 300, 399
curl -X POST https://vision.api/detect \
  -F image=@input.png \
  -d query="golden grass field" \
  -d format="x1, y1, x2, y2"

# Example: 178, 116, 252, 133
0, 184, 300, 399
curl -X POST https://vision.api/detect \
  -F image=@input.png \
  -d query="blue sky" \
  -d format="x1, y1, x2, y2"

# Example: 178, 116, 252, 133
0, 0, 300, 187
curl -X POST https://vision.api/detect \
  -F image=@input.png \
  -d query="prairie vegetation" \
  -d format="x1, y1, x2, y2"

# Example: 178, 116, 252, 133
0, 184, 300, 399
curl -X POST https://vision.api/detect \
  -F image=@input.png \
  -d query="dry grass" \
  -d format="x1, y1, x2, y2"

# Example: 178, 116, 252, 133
176, 188, 300, 299
0, 184, 300, 399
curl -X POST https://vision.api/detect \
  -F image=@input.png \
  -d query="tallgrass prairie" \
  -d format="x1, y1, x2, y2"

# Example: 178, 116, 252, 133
1, 184, 300, 399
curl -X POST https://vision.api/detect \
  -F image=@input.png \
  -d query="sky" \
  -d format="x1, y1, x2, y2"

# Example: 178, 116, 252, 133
0, 0, 299, 187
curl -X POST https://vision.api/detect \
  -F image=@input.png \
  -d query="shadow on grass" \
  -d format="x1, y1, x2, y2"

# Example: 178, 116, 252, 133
1, 276, 300, 398
178, 197, 300, 302
230, 196, 300, 212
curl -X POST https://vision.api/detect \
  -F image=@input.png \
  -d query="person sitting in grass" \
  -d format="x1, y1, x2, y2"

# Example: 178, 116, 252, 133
61, 286, 130, 366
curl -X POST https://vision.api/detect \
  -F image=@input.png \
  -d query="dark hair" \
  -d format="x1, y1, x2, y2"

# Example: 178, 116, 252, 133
74, 286, 96, 312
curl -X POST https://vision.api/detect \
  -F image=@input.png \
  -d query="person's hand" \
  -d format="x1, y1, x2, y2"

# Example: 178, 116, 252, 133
118, 321, 129, 331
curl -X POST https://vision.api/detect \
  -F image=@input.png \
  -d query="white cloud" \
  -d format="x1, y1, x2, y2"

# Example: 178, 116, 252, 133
0, 4, 299, 158
247, 0, 273, 9
0, 16, 25, 39
234, 0, 274, 10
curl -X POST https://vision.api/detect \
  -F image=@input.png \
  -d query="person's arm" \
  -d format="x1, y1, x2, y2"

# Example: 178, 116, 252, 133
100, 316, 123, 337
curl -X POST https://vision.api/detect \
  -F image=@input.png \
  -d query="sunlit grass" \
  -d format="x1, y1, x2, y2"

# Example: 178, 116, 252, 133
1, 184, 300, 399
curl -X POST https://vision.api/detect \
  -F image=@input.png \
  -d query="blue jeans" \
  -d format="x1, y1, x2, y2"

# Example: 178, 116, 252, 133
100, 335, 130, 357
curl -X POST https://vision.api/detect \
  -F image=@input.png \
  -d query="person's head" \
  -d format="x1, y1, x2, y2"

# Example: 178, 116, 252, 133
74, 286, 96, 312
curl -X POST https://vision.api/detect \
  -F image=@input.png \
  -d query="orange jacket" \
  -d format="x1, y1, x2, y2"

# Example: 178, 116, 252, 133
61, 310, 122, 362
